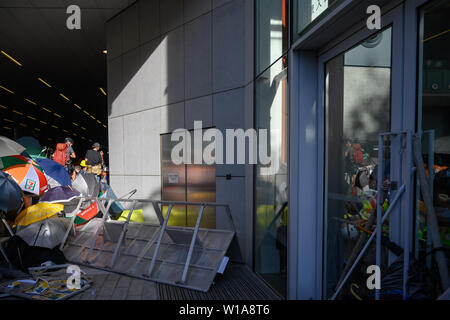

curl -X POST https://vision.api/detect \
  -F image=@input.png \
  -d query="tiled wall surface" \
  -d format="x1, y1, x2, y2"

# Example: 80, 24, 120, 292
107, 0, 254, 263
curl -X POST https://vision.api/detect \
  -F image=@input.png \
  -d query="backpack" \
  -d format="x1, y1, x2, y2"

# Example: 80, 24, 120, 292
352, 144, 364, 164
53, 143, 68, 166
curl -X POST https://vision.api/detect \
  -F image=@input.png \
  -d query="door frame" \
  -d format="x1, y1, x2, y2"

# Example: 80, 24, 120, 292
288, 0, 434, 300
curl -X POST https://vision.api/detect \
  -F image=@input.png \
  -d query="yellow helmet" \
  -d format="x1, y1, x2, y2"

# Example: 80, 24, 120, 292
80, 160, 86, 167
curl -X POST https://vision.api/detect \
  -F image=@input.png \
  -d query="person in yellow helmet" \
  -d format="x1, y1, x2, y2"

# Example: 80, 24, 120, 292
75, 160, 88, 176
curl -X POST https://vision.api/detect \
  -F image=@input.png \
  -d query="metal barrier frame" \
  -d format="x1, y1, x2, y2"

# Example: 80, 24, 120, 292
331, 131, 413, 300
59, 195, 237, 288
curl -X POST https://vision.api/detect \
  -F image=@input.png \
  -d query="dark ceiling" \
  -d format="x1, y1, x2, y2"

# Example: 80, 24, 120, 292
0, 0, 134, 157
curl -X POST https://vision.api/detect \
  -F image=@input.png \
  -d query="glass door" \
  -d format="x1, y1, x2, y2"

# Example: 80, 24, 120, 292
323, 27, 394, 298
416, 0, 450, 271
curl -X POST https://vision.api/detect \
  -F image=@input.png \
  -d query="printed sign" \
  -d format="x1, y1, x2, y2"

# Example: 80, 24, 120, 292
25, 179, 36, 191
311, 0, 329, 21
168, 173, 179, 184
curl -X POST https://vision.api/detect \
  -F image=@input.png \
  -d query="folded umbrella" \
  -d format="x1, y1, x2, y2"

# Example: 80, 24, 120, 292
0, 155, 48, 195
36, 158, 71, 188
0, 136, 26, 157
16, 218, 69, 249
39, 186, 81, 204
0, 171, 23, 213
15, 203, 64, 227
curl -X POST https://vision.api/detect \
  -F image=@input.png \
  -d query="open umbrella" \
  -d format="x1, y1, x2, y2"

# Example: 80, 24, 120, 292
72, 173, 99, 198
36, 158, 71, 188
14, 203, 64, 227
0, 136, 26, 157
0, 171, 23, 213
16, 218, 69, 249
16, 136, 46, 160
0, 155, 48, 195
99, 182, 125, 215
39, 186, 81, 204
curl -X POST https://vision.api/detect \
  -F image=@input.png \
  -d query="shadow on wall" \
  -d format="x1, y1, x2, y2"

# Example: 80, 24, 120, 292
106, 0, 217, 223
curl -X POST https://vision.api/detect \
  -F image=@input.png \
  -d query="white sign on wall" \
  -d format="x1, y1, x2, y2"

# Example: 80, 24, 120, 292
311, 0, 329, 21
168, 173, 179, 184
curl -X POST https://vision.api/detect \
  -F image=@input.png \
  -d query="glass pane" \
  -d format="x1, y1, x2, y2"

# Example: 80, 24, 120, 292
324, 27, 392, 298
417, 0, 450, 265
255, 0, 288, 76
254, 56, 288, 297
294, 0, 340, 36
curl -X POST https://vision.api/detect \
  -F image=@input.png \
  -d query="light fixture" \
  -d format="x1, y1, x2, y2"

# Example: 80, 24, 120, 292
52, 125, 58, 129
99, 87, 107, 96
13, 110, 23, 115
25, 99, 37, 106
73, 133, 78, 136
81, 127, 86, 130
40, 120, 48, 125
37, 78, 52, 88
1, 50, 22, 67
103, 124, 107, 128
59, 93, 70, 101
53, 113, 62, 118
34, 128, 40, 131
0, 85, 14, 94
42, 107, 52, 113
27, 116, 37, 121
3, 126, 11, 130
90, 115, 95, 120
4, 118, 13, 123
83, 110, 90, 115
63, 129, 69, 133
73, 122, 79, 126
102, 50, 107, 54
19, 123, 28, 127
74, 104, 82, 110
0, 105, 6, 109
96, 120, 101, 124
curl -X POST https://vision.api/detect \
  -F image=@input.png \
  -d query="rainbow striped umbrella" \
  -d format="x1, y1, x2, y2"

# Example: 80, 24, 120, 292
0, 155, 48, 195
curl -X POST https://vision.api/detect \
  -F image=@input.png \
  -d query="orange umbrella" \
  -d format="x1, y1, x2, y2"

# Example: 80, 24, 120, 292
0, 155, 48, 195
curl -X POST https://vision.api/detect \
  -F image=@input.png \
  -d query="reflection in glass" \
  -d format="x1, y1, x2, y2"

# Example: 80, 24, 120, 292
255, 0, 288, 76
160, 131, 216, 229
294, 0, 340, 37
324, 28, 392, 298
417, 0, 450, 267
254, 56, 288, 297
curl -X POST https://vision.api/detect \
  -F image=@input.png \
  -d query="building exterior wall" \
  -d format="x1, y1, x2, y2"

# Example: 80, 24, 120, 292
106, 0, 254, 264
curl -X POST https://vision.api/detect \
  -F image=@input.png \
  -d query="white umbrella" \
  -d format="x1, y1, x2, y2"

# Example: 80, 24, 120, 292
16, 218, 70, 249
0, 136, 26, 157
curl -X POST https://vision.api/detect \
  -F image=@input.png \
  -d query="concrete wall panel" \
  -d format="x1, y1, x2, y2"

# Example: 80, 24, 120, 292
108, 117, 124, 175
184, 0, 212, 23
185, 95, 213, 130
139, 0, 160, 44
185, 13, 212, 100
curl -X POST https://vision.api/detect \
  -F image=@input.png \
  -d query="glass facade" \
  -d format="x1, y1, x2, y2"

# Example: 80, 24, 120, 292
254, 0, 289, 297
416, 0, 450, 265
323, 28, 393, 298
292, 0, 341, 42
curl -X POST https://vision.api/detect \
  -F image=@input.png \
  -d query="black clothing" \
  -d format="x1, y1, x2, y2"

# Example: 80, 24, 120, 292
85, 149, 102, 166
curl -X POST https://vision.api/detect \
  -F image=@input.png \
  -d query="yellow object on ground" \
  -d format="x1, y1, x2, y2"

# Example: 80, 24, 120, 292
15, 203, 64, 226
118, 209, 144, 223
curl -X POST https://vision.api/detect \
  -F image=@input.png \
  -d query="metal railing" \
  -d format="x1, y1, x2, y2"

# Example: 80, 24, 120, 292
58, 193, 236, 287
